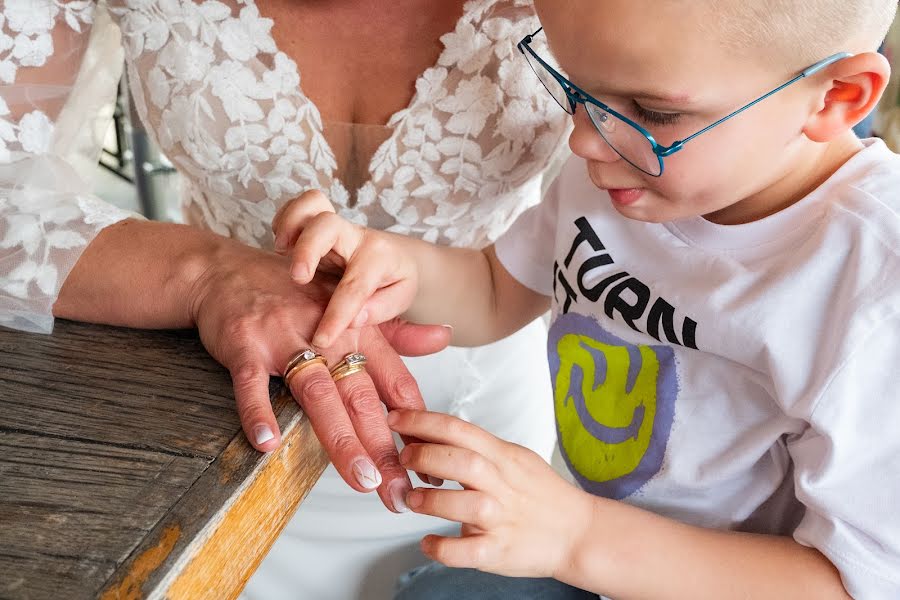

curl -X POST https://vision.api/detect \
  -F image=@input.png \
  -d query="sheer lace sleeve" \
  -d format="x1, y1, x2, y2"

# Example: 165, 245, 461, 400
0, 1, 137, 333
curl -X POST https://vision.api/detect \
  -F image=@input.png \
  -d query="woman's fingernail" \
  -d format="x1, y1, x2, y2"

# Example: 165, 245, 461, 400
274, 238, 286, 253
427, 476, 444, 487
441, 324, 453, 333
291, 265, 307, 281
407, 489, 424, 509
390, 482, 411, 513
386, 411, 400, 426
253, 424, 275, 446
311, 332, 328, 348
352, 459, 382, 490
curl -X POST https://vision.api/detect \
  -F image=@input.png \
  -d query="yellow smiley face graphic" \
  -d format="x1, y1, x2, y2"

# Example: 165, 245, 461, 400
548, 313, 677, 499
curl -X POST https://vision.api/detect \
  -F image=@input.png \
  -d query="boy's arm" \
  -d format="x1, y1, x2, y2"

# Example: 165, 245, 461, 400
560, 499, 851, 600
280, 198, 549, 348
403, 243, 550, 347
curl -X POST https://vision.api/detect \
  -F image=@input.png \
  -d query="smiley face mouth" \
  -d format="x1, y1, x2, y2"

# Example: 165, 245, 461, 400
568, 360, 645, 443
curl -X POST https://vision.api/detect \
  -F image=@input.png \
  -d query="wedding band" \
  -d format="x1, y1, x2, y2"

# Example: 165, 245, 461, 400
329, 352, 368, 382
283, 348, 327, 385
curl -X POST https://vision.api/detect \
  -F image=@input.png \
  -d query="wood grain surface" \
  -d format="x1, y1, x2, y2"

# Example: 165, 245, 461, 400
0, 320, 328, 600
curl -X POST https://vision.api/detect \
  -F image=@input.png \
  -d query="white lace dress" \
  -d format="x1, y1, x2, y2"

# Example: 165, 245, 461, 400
0, 1, 570, 598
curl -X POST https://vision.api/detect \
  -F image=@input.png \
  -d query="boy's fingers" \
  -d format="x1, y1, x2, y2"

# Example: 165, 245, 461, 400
353, 281, 417, 327
273, 190, 335, 252
399, 443, 501, 493
290, 216, 342, 283
421, 534, 493, 571
312, 257, 394, 347
388, 410, 501, 457
406, 488, 499, 529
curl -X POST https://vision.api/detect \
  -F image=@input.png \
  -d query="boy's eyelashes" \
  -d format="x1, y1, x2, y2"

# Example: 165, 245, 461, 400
630, 101, 683, 126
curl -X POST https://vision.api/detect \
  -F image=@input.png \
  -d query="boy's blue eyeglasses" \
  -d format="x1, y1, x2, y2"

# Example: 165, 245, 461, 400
518, 28, 851, 177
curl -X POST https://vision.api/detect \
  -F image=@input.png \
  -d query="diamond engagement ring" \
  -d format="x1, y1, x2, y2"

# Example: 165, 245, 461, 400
283, 348, 328, 386
329, 353, 368, 382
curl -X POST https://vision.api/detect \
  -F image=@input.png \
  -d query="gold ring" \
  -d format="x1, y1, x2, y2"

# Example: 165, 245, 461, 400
283, 348, 327, 386
329, 352, 368, 382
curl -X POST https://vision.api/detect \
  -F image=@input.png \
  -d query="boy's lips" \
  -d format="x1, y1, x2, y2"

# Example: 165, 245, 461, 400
606, 188, 645, 206
585, 162, 645, 206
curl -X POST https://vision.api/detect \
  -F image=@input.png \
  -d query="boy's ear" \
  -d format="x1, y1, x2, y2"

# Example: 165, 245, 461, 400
803, 52, 891, 142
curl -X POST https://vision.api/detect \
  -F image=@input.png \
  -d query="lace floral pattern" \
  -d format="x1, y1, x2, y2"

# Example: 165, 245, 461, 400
0, 0, 569, 333
1, 1, 134, 333
111, 0, 569, 248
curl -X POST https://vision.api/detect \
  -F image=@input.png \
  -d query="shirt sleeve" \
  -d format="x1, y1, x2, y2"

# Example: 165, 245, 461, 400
0, 2, 138, 333
789, 310, 900, 599
493, 157, 568, 296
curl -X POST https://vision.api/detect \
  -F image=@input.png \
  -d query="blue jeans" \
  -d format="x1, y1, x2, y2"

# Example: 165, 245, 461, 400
394, 562, 601, 600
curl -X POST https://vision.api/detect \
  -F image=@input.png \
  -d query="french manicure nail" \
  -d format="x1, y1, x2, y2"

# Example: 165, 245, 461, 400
390, 482, 410, 513
253, 424, 275, 446
352, 459, 382, 490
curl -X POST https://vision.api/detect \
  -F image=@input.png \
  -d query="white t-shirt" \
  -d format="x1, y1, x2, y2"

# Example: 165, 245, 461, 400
495, 139, 900, 599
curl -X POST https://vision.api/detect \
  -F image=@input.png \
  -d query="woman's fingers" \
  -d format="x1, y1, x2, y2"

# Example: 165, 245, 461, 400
286, 361, 382, 494
230, 359, 281, 452
358, 325, 435, 486
273, 189, 335, 254
406, 488, 500, 530
333, 369, 412, 513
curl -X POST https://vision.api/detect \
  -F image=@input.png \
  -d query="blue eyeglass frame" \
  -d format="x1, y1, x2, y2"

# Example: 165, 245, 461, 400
517, 28, 851, 177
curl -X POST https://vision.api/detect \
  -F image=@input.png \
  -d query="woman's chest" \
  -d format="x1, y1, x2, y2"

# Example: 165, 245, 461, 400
257, 0, 465, 125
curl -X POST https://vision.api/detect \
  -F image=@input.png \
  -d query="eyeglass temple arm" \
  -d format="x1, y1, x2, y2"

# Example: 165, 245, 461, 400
656, 52, 852, 157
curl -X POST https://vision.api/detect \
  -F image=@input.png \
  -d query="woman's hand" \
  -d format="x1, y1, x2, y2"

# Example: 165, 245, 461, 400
386, 409, 594, 578
189, 243, 449, 513
272, 190, 420, 349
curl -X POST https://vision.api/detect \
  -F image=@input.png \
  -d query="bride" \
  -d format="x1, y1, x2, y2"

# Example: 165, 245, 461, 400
0, 0, 569, 597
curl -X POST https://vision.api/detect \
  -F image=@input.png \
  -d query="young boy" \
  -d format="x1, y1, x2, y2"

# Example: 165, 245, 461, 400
273, 0, 900, 597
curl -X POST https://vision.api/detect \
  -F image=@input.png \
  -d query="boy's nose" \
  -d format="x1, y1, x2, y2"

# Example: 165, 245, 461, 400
568, 107, 621, 164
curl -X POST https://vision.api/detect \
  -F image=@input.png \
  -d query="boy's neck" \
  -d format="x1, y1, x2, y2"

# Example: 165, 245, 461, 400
704, 132, 865, 226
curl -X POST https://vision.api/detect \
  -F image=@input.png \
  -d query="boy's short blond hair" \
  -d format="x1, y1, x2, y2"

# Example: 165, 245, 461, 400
712, 0, 897, 65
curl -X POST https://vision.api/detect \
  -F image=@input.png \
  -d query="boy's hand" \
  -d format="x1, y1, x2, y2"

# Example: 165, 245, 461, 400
387, 409, 595, 579
272, 190, 419, 348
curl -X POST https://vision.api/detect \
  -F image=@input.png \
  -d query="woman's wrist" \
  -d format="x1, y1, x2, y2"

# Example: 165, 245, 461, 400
183, 230, 245, 328
56, 219, 236, 329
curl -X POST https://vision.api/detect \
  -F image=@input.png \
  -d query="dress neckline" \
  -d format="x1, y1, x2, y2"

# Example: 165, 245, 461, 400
247, 0, 487, 194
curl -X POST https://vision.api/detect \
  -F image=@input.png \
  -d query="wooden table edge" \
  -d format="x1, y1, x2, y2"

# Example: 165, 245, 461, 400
98, 389, 329, 600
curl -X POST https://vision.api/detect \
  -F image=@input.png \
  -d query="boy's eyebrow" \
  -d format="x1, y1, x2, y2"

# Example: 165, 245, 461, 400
584, 82, 698, 107
633, 91, 696, 106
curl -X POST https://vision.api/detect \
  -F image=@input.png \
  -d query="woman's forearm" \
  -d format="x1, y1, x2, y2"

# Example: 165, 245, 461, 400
560, 497, 850, 600
53, 219, 232, 329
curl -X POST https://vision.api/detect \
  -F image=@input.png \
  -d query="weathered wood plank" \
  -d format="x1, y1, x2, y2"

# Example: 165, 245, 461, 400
0, 320, 326, 600
0, 321, 239, 458
99, 391, 328, 600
